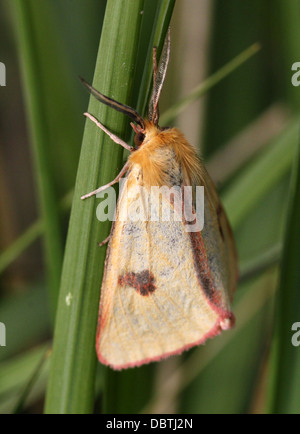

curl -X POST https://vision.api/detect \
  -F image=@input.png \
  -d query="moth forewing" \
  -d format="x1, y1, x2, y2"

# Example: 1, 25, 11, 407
199, 166, 238, 301
97, 168, 229, 369
81, 30, 238, 370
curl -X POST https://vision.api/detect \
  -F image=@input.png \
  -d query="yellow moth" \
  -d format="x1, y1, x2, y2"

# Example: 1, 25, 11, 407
81, 31, 238, 370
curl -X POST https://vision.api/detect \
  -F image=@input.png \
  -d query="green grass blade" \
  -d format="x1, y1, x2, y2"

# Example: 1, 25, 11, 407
0, 190, 73, 275
239, 243, 282, 283
13, 347, 51, 414
11, 0, 64, 315
267, 127, 300, 414
160, 43, 261, 125
223, 118, 298, 229
135, 0, 176, 118
0, 221, 43, 275
0, 285, 50, 363
44, 0, 145, 414
0, 344, 50, 414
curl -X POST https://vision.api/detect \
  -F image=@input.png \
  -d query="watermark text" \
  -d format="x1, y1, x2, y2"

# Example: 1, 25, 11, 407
292, 322, 300, 347
95, 181, 204, 232
0, 322, 6, 347
291, 62, 300, 87
0, 62, 6, 86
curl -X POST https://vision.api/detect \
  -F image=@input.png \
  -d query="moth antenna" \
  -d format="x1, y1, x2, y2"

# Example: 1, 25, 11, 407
80, 77, 145, 129
151, 47, 159, 125
148, 27, 171, 126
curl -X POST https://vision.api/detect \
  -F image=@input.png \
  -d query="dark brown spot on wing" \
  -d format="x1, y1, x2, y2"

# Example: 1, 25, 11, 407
189, 231, 223, 308
118, 270, 156, 296
216, 204, 225, 241
179, 190, 221, 307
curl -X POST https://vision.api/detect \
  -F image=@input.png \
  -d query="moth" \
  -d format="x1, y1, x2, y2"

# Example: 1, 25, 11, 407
81, 31, 238, 370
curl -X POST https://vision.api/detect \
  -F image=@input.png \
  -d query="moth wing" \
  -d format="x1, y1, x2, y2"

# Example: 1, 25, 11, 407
97, 167, 234, 370
199, 165, 238, 302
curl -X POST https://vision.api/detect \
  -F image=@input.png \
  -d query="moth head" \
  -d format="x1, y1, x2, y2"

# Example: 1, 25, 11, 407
130, 122, 145, 147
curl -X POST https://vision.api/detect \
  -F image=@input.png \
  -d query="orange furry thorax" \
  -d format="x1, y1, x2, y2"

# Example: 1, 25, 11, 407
128, 120, 203, 188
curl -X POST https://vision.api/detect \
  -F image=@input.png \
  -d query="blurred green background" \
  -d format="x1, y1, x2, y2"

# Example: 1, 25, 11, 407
0, 0, 300, 414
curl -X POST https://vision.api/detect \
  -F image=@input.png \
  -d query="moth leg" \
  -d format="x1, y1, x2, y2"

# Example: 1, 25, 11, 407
81, 160, 129, 200
84, 112, 133, 152
98, 234, 111, 247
